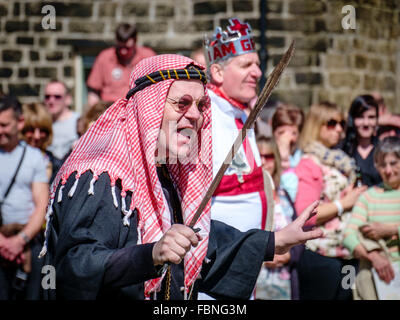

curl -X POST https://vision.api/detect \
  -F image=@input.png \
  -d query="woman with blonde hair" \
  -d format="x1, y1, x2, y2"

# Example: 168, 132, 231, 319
21, 103, 62, 183
256, 136, 301, 300
294, 101, 367, 300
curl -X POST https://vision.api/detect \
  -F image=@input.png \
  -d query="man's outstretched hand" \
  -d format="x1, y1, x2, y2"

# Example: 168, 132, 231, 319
274, 201, 323, 255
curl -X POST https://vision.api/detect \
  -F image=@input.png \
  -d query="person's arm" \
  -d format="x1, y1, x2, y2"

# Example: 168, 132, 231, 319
316, 185, 366, 225
360, 222, 400, 241
87, 91, 100, 108
199, 220, 274, 299
378, 112, 400, 128
48, 172, 159, 298
0, 154, 49, 261
263, 252, 291, 269
295, 157, 367, 226
353, 245, 395, 284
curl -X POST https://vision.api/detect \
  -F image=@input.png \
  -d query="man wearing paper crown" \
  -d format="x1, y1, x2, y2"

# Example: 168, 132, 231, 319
205, 18, 269, 236
200, 18, 274, 300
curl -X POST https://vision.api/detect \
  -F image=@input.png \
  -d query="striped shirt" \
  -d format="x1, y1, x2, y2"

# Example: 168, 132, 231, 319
343, 185, 400, 258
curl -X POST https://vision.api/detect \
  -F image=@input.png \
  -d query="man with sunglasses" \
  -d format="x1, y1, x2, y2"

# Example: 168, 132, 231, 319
44, 80, 79, 161
86, 23, 156, 107
0, 95, 49, 299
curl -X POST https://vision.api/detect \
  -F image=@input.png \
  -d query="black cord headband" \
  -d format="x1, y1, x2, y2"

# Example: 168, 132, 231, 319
126, 67, 207, 100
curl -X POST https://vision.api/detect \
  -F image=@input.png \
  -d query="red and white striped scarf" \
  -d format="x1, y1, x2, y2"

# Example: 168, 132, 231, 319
50, 54, 213, 298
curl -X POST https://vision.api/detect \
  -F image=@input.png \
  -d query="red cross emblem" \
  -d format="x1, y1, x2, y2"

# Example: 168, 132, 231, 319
228, 18, 251, 36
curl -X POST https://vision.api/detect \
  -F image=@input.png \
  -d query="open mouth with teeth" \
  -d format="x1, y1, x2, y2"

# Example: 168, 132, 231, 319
177, 127, 194, 142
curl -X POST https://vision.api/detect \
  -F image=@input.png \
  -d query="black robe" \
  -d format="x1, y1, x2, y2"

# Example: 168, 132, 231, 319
43, 168, 274, 300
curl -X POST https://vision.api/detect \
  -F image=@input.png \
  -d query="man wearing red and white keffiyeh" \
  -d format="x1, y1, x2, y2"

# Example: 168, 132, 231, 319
39, 54, 322, 300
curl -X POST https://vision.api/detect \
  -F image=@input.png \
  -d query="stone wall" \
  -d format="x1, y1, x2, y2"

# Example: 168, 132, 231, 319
0, 0, 399, 112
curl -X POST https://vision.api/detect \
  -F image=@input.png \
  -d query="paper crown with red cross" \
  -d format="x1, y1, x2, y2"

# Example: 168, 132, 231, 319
204, 18, 256, 66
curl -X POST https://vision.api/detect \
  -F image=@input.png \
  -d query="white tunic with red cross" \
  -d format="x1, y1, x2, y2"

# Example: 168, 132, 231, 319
209, 90, 268, 232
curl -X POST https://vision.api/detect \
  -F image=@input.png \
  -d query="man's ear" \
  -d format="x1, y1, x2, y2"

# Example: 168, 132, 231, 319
209, 64, 224, 85
65, 94, 72, 108
17, 115, 25, 132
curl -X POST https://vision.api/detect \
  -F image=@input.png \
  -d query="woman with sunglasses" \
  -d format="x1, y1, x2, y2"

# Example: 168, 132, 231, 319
340, 95, 382, 187
294, 102, 367, 300
21, 103, 63, 183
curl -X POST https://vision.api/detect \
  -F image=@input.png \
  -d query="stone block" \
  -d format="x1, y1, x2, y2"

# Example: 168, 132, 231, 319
69, 21, 105, 33
9, 84, 40, 97
325, 53, 347, 69
46, 52, 64, 61
122, 3, 149, 17
295, 72, 323, 85
355, 55, 368, 69
267, 36, 285, 48
364, 75, 378, 91
288, 0, 326, 15
193, 1, 227, 15
293, 36, 328, 52
18, 68, 29, 78
193, 19, 214, 32
232, 0, 253, 12
99, 3, 116, 17
34, 67, 57, 79
64, 66, 73, 78
30, 51, 40, 61
275, 89, 312, 109
0, 68, 13, 78
2, 50, 22, 62
329, 73, 361, 88
0, 3, 7, 16
5, 20, 29, 32
156, 4, 174, 17
13, 2, 20, 16
16, 37, 34, 45
267, 1, 283, 14
370, 58, 383, 71
383, 76, 396, 91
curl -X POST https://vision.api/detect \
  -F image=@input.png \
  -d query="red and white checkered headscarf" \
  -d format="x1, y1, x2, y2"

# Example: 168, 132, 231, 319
49, 54, 213, 298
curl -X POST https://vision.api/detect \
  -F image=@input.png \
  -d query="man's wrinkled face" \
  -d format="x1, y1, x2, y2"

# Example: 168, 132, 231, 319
377, 153, 400, 190
44, 82, 69, 119
0, 109, 24, 151
157, 80, 207, 162
220, 53, 262, 104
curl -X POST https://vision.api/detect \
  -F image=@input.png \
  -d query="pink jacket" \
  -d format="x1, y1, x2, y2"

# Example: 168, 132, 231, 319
294, 157, 323, 227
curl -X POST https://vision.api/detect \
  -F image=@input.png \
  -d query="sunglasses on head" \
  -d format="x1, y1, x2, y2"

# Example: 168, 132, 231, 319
167, 94, 210, 113
45, 94, 63, 100
326, 119, 345, 129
